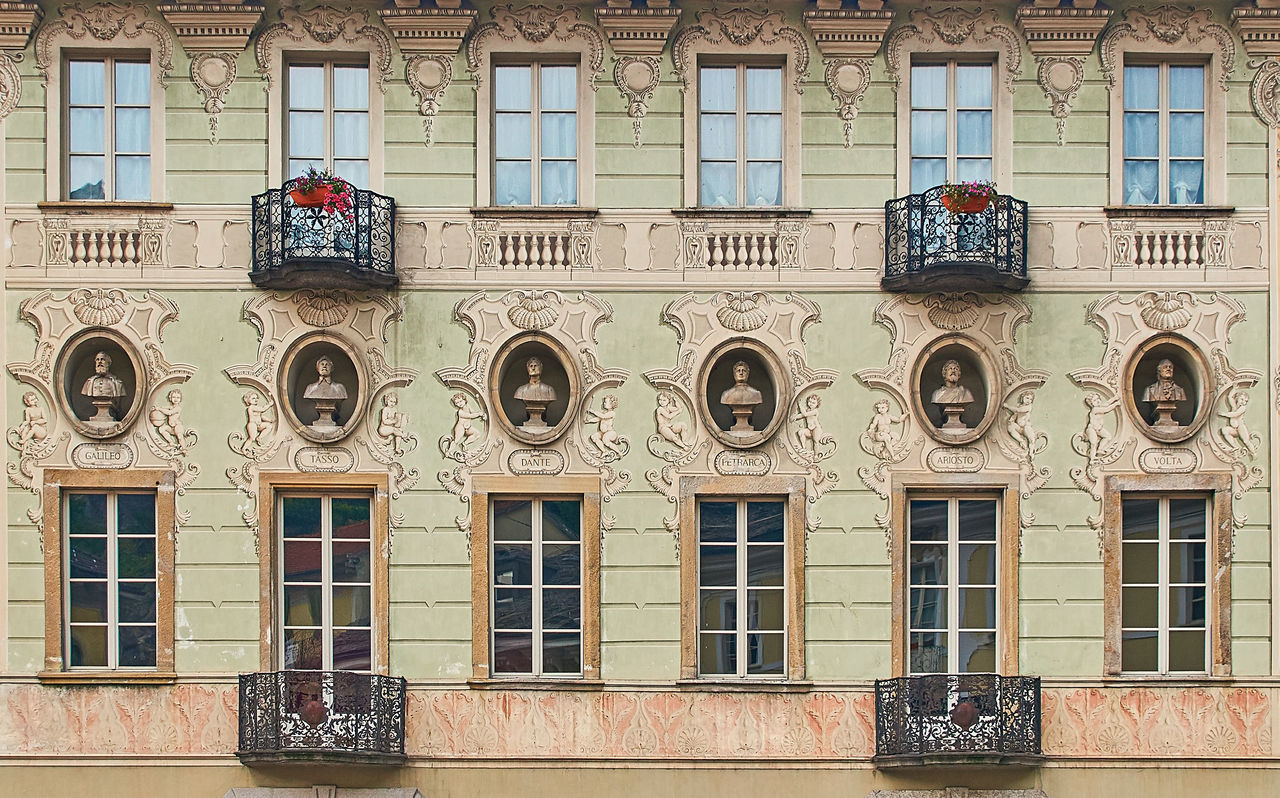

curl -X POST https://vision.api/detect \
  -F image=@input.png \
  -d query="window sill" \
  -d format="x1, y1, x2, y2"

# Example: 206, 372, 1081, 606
1103, 204, 1234, 218
37, 201, 175, 213
672, 207, 811, 219
471, 206, 599, 218
675, 679, 813, 692
38, 670, 178, 685
467, 678, 605, 691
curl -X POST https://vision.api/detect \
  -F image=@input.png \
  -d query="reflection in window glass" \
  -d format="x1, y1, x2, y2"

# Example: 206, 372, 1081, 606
67, 58, 150, 200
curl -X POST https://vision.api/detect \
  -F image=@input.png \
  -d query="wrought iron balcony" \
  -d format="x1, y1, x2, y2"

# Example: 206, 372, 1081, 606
237, 670, 407, 765
874, 674, 1042, 767
883, 186, 1028, 292
250, 178, 397, 289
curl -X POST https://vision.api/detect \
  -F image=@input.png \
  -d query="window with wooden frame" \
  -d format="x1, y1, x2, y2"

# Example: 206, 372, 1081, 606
1102, 474, 1232, 676
41, 469, 175, 681
491, 61, 579, 207
65, 56, 151, 200
1121, 62, 1205, 206
678, 476, 805, 681
286, 60, 370, 188
697, 63, 783, 207
908, 60, 994, 194
256, 473, 390, 674
470, 476, 601, 682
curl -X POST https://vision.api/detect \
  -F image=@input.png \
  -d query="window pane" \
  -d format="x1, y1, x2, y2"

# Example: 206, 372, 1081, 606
1121, 629, 1158, 672
958, 631, 996, 672
699, 545, 736, 587
747, 545, 783, 586
956, 64, 992, 107
284, 585, 322, 627
699, 589, 735, 630
495, 113, 532, 158
956, 110, 991, 156
958, 544, 995, 586
910, 587, 947, 628
910, 631, 947, 674
494, 66, 531, 111
746, 163, 781, 206
1122, 586, 1158, 628
747, 502, 784, 542
69, 60, 105, 105
69, 494, 108, 535
70, 537, 108, 579
1169, 542, 1206, 584
956, 158, 991, 184
333, 66, 369, 110
493, 500, 532, 541
540, 161, 577, 205
117, 494, 155, 536
288, 65, 324, 109
333, 112, 369, 159
958, 500, 997, 541
115, 62, 149, 106
909, 500, 947, 541
541, 112, 576, 158
70, 625, 108, 668
699, 113, 736, 160
118, 582, 156, 623
284, 540, 321, 582
332, 629, 371, 671
911, 158, 946, 194
699, 502, 736, 542
1169, 65, 1204, 110
1122, 542, 1158, 584
1170, 499, 1207, 539
541, 65, 576, 111
910, 544, 947, 585
1122, 499, 1159, 539
746, 632, 784, 675
494, 543, 532, 586
745, 114, 782, 159
494, 587, 532, 628
910, 110, 946, 156
1169, 113, 1204, 157
331, 585, 371, 627
542, 633, 581, 674
747, 589, 783, 631
1123, 160, 1158, 205
745, 67, 781, 111
1169, 161, 1203, 205
288, 111, 324, 159
1169, 587, 1206, 627
283, 628, 323, 669
70, 581, 108, 623
288, 159, 322, 181
1124, 65, 1159, 109
700, 162, 736, 206
332, 498, 370, 538
1168, 629, 1206, 672
542, 543, 579, 585
542, 587, 580, 630
699, 632, 735, 674
115, 108, 149, 152
494, 632, 533, 673
495, 161, 532, 205
334, 160, 368, 190
332, 541, 370, 582
1123, 112, 1158, 157
69, 108, 104, 154
958, 587, 996, 629
283, 497, 322, 538
911, 64, 946, 108
115, 156, 149, 201
700, 67, 735, 111
542, 501, 580, 542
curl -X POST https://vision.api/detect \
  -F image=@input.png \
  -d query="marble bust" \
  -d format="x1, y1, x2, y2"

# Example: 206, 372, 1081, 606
930, 358, 975, 430
302, 355, 348, 429
1141, 357, 1188, 428
719, 360, 764, 433
514, 356, 557, 429
80, 351, 128, 423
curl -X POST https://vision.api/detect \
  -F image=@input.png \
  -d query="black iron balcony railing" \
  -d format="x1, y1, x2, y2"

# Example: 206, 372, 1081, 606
237, 670, 407, 765
250, 177, 397, 289
874, 673, 1042, 766
883, 186, 1028, 292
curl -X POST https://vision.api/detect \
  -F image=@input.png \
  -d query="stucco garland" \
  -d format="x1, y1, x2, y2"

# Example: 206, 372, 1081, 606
254, 5, 394, 92
33, 1, 173, 85
885, 7, 1022, 94
1099, 5, 1235, 92
465, 4, 606, 87
671, 7, 810, 94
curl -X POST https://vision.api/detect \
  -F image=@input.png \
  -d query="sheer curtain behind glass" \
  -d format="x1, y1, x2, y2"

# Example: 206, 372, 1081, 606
67, 58, 150, 200
1123, 64, 1204, 205
699, 65, 782, 207
287, 63, 369, 188
493, 64, 577, 206
909, 62, 992, 194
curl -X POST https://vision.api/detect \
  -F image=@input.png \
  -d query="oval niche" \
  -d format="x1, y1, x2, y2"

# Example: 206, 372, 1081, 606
1123, 334, 1213, 445
489, 333, 581, 446
912, 337, 998, 446
279, 335, 367, 444
57, 329, 148, 440
697, 340, 789, 450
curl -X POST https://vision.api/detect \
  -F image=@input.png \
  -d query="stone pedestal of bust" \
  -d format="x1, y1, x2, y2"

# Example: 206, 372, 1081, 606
1142, 358, 1188, 429
719, 360, 764, 435
514, 356, 557, 429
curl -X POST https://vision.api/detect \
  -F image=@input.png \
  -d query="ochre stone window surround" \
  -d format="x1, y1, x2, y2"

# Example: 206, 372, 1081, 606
678, 475, 806, 683
256, 472, 391, 674
40, 468, 176, 683
36, 9, 171, 203
1102, 473, 1232, 677
889, 473, 1021, 678
469, 475, 602, 684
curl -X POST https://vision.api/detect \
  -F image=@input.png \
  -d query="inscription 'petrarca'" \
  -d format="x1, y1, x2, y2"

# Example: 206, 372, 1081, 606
713, 450, 771, 475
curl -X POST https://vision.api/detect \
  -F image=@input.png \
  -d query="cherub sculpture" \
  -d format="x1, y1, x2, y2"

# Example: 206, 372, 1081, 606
586, 394, 626, 458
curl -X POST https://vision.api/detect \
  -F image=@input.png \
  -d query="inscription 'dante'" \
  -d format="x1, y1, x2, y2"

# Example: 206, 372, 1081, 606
713, 449, 771, 476
509, 448, 565, 475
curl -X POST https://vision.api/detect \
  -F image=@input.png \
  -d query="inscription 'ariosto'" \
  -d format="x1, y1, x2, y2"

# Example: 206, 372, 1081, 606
926, 446, 985, 473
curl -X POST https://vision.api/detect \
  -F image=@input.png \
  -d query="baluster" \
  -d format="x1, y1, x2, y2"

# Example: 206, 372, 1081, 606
1137, 233, 1151, 266
124, 232, 137, 265
748, 234, 761, 268
553, 234, 566, 266
92, 232, 107, 266
1188, 234, 1201, 266
731, 233, 744, 268
514, 234, 527, 266
761, 235, 775, 267
541, 234, 553, 266
110, 231, 124, 267
1174, 232, 1187, 267
503, 234, 516, 266
711, 234, 724, 268
73, 231, 87, 267
1161, 232, 1174, 266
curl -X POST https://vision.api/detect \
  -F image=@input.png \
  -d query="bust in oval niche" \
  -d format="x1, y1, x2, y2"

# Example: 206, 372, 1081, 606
698, 343, 787, 450
912, 341, 993, 445
491, 335, 579, 446
58, 332, 145, 439
280, 338, 364, 444
1125, 337, 1210, 444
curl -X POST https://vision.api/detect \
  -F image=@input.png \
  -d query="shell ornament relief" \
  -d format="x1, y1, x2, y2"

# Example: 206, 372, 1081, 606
643, 291, 839, 547
5, 289, 197, 546
855, 292, 1051, 554
1068, 291, 1263, 547
435, 289, 630, 542
224, 290, 417, 552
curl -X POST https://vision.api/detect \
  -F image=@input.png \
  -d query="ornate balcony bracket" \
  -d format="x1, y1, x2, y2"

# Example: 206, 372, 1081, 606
596, 6, 680, 147
1014, 4, 1111, 144
1232, 5, 1280, 128
379, 6, 477, 144
158, 3, 265, 143
802, 7, 893, 148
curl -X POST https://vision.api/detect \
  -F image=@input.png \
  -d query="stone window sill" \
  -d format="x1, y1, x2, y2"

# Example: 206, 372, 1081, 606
470, 206, 599, 218
467, 678, 604, 691
37, 201, 175, 213
1103, 205, 1234, 218
675, 679, 813, 692
672, 207, 811, 219
38, 670, 178, 685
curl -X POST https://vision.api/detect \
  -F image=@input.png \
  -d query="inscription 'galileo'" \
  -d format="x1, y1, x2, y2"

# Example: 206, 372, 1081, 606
509, 448, 565, 475
926, 446, 985, 473
713, 449, 771, 476
1138, 447, 1198, 474
294, 446, 355, 473
71, 442, 134, 469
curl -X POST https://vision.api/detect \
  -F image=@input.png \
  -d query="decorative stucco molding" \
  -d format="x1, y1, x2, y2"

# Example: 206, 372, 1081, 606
34, 2, 174, 85
643, 291, 838, 544
0, 1, 41, 121
596, 6, 680, 146
885, 7, 1022, 93
1015, 4, 1110, 144
435, 290, 630, 540
379, 7, 477, 145
1232, 6, 1280, 127
255, 5, 394, 92
157, 3, 263, 142
802, 8, 893, 148
466, 4, 606, 86
672, 8, 810, 94
1099, 5, 1235, 92
224, 290, 416, 552
855, 293, 1050, 552
868, 791, 1048, 798
1068, 291, 1262, 547
6, 289, 198, 545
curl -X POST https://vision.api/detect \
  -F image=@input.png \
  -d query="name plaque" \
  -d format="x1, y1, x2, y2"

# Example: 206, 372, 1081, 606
1139, 447, 1198, 474
72, 443, 134, 469
509, 448, 565, 476
713, 449, 771, 476
294, 446, 355, 472
927, 446, 985, 473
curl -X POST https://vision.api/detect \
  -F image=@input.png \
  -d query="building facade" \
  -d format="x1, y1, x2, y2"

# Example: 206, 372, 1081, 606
2, 0, 1279, 795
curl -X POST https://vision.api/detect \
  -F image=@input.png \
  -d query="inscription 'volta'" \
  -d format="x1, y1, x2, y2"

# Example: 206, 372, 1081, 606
1138, 447, 1198, 474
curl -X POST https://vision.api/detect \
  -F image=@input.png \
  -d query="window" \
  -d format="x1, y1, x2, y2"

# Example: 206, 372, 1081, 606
907, 497, 998, 674
909, 62, 993, 194
1122, 63, 1204, 205
64, 491, 157, 669
287, 62, 370, 187
66, 57, 150, 200
490, 498, 583, 676
696, 499, 786, 677
279, 494, 373, 672
493, 63, 578, 206
1119, 495, 1210, 673
698, 64, 782, 207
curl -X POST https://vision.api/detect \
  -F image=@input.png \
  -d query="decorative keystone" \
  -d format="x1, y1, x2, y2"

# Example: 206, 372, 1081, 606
379, 6, 478, 145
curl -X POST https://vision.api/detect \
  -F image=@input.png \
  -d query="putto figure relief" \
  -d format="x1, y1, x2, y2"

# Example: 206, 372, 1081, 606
1141, 357, 1188, 428
865, 398, 908, 461
585, 394, 626, 459
792, 394, 825, 452
241, 392, 275, 455
15, 391, 48, 446
377, 392, 410, 456
149, 388, 189, 453
1218, 389, 1258, 458
1002, 390, 1043, 462
654, 391, 692, 449
445, 392, 486, 456
81, 351, 128, 424
930, 358, 974, 430
303, 354, 348, 429
514, 356, 557, 429
1083, 393, 1121, 462
720, 360, 764, 433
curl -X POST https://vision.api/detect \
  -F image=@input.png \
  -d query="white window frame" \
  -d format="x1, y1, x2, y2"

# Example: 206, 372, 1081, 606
695, 61, 785, 208
284, 59, 372, 187
1119, 60, 1208, 206
63, 55, 152, 201
277, 492, 374, 673
488, 496, 584, 677
63, 490, 158, 671
1119, 494, 1211, 675
489, 59, 581, 208
906, 496, 1001, 675
907, 59, 995, 193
